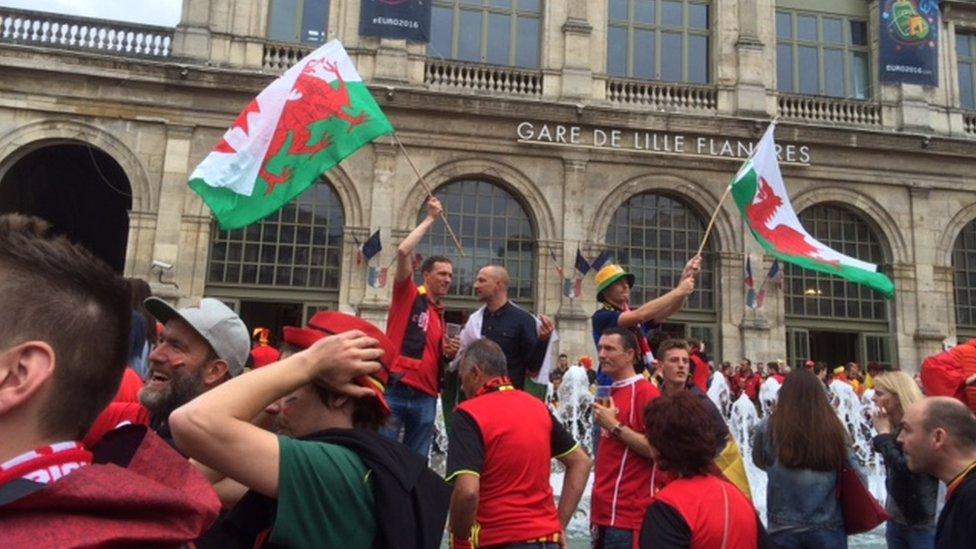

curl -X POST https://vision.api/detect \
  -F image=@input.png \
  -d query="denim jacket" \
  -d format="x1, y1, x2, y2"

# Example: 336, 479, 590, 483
752, 418, 849, 532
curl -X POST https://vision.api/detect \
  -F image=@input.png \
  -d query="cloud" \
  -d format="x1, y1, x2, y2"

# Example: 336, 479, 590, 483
0, 0, 182, 27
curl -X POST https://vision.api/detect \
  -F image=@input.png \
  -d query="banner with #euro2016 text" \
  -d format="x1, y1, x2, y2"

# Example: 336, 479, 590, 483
879, 0, 940, 87
359, 0, 431, 42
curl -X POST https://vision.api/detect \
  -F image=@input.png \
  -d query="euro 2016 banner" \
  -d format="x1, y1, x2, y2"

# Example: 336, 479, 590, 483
359, 0, 432, 42
879, 0, 940, 87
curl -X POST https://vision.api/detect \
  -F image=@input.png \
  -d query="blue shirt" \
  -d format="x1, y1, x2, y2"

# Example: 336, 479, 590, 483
590, 306, 656, 385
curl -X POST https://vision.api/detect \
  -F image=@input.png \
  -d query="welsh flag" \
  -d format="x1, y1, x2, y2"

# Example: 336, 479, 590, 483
730, 123, 895, 298
189, 40, 393, 229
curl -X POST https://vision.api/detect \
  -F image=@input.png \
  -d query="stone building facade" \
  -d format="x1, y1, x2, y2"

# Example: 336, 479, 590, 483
1, 0, 975, 371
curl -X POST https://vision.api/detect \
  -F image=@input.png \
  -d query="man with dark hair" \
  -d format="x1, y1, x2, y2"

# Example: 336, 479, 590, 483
171, 312, 451, 548
686, 338, 710, 391
0, 214, 219, 544
657, 339, 729, 453
382, 197, 460, 457
589, 327, 661, 548
899, 396, 976, 548
447, 339, 590, 548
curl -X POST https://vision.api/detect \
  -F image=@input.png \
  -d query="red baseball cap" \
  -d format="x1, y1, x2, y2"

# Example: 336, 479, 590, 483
282, 312, 396, 417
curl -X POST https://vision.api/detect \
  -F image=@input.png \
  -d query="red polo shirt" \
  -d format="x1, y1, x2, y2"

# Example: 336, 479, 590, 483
386, 277, 444, 397
591, 376, 661, 532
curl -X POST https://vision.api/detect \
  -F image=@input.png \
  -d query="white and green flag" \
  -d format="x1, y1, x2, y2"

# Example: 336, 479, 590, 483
730, 123, 895, 298
189, 40, 393, 229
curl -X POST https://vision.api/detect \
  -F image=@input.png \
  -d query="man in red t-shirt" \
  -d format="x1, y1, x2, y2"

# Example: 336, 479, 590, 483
590, 327, 662, 548
446, 339, 590, 548
380, 197, 460, 458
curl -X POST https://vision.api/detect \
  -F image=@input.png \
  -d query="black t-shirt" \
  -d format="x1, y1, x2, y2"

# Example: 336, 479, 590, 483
480, 302, 548, 389
447, 409, 577, 475
937, 466, 976, 549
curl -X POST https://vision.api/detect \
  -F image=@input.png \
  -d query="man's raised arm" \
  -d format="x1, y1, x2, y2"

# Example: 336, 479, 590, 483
396, 197, 443, 283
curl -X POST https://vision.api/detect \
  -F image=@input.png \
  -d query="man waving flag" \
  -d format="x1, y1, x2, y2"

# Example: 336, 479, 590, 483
730, 123, 895, 297
190, 40, 393, 229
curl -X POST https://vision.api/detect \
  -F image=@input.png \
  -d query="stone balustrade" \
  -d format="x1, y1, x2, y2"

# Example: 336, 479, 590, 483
0, 6, 172, 58
965, 112, 976, 137
777, 94, 882, 126
606, 78, 717, 112
263, 41, 313, 72
425, 58, 543, 97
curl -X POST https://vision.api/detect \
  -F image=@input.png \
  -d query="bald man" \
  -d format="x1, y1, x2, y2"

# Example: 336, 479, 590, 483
898, 397, 976, 548
446, 266, 553, 410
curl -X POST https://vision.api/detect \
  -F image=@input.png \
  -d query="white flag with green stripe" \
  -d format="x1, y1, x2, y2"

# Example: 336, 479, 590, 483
730, 123, 895, 298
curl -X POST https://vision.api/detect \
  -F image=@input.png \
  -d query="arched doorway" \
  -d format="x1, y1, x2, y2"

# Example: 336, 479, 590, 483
205, 179, 346, 345
604, 192, 719, 353
784, 203, 893, 369
416, 178, 537, 321
0, 142, 132, 272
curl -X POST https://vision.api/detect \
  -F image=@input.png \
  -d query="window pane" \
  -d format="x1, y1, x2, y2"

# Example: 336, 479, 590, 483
609, 0, 629, 21
798, 46, 819, 94
634, 29, 655, 79
460, 0, 481, 5
688, 3, 707, 29
491, 0, 511, 7
636, 0, 655, 24
662, 1, 683, 26
300, 0, 328, 44
776, 11, 792, 39
797, 15, 817, 41
851, 51, 869, 99
958, 34, 971, 60
661, 32, 683, 81
268, 0, 298, 42
429, 6, 454, 58
850, 20, 867, 46
518, 0, 540, 12
486, 12, 510, 65
822, 17, 842, 45
515, 16, 539, 68
777, 44, 793, 92
960, 63, 975, 110
607, 26, 629, 76
823, 48, 844, 97
458, 10, 483, 62
688, 34, 708, 84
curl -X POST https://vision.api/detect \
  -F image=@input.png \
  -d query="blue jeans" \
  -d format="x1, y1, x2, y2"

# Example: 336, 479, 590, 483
886, 520, 935, 549
592, 526, 633, 549
769, 528, 847, 549
379, 382, 436, 459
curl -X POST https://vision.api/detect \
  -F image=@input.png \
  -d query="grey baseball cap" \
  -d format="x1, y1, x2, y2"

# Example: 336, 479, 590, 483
144, 297, 250, 377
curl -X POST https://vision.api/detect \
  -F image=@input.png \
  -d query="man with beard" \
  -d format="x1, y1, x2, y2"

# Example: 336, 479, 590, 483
86, 298, 250, 448
139, 298, 250, 445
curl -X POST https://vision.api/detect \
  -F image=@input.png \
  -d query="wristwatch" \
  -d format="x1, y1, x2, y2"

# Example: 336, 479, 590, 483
611, 424, 624, 437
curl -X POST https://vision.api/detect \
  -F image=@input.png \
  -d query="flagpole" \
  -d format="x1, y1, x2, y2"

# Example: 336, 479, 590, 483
393, 133, 466, 256
696, 183, 732, 258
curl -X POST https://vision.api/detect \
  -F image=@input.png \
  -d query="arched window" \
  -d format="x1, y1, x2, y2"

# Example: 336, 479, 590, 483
953, 219, 976, 339
267, 0, 330, 45
429, 0, 541, 68
417, 179, 536, 306
605, 192, 717, 350
784, 204, 888, 320
607, 0, 711, 83
775, 7, 869, 99
206, 181, 344, 329
784, 203, 892, 369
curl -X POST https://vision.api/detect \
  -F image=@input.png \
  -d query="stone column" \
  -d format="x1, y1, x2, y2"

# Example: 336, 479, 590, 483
171, 0, 213, 63
909, 187, 947, 368
560, 0, 593, 100
556, 158, 591, 362
357, 141, 398, 327
729, 0, 772, 116
150, 125, 194, 302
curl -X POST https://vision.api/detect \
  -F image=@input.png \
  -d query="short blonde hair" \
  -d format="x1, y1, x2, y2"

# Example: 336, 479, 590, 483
874, 371, 923, 414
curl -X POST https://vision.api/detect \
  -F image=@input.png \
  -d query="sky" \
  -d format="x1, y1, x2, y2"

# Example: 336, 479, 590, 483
0, 0, 182, 27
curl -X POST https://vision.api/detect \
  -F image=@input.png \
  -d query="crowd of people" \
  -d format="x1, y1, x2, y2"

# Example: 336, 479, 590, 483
3, 204, 976, 549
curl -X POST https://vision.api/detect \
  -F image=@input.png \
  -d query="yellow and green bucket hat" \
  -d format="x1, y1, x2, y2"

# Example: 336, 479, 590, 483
595, 264, 635, 302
